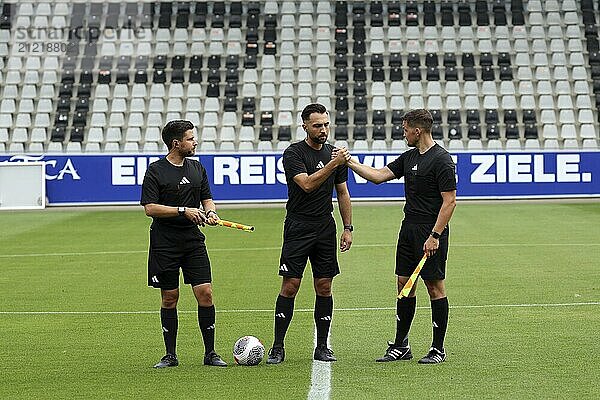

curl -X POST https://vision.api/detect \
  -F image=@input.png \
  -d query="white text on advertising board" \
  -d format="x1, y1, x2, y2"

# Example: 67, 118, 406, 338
471, 154, 592, 183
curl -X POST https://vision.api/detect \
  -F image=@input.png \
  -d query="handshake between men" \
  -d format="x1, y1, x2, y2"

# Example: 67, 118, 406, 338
331, 147, 352, 166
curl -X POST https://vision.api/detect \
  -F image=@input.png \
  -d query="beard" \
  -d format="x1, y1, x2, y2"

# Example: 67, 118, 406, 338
310, 134, 328, 145
405, 136, 417, 147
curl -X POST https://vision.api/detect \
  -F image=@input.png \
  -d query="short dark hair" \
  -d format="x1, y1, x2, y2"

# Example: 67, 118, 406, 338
403, 109, 433, 133
301, 103, 328, 122
161, 120, 194, 150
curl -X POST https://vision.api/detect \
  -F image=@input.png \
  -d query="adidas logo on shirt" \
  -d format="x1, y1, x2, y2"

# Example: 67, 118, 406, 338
179, 176, 190, 184
411, 164, 418, 171
316, 161, 325, 169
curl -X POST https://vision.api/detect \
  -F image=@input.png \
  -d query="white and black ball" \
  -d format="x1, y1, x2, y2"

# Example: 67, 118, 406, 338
233, 336, 265, 366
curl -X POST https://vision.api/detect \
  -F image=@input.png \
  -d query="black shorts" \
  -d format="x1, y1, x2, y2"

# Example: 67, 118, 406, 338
147, 224, 212, 290
279, 215, 340, 279
395, 222, 449, 280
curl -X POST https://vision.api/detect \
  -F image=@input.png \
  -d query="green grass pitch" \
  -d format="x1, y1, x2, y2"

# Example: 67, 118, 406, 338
1, 202, 599, 399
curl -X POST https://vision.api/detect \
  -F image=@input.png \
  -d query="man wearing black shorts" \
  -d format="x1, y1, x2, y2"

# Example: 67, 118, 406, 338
338, 109, 456, 364
266, 103, 353, 364
141, 120, 227, 368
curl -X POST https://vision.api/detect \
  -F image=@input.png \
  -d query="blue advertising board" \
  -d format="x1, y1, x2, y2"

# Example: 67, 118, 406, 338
1, 151, 599, 205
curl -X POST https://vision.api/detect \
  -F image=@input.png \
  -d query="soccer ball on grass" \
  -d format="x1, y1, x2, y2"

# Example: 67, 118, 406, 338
233, 335, 265, 366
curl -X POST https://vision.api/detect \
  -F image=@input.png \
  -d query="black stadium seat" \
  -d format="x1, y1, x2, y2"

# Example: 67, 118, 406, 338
0, 0, 595, 154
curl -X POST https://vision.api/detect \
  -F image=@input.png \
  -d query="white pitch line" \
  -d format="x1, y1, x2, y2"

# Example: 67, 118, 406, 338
1, 243, 599, 258
307, 328, 332, 400
1, 302, 598, 315
0, 250, 149, 258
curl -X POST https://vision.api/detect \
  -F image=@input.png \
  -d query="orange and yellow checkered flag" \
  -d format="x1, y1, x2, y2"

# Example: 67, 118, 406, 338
216, 219, 255, 232
397, 255, 428, 299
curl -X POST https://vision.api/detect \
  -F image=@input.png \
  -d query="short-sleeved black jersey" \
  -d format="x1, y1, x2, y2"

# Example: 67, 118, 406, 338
283, 141, 348, 219
141, 158, 213, 228
387, 144, 456, 224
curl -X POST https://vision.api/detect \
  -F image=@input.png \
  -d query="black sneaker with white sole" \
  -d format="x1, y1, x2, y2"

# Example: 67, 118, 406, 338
376, 341, 413, 362
266, 346, 285, 364
313, 344, 336, 362
153, 353, 179, 368
418, 347, 446, 364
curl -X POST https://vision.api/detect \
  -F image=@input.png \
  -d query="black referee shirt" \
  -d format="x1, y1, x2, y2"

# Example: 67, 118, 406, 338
387, 144, 456, 224
283, 141, 348, 219
141, 158, 213, 228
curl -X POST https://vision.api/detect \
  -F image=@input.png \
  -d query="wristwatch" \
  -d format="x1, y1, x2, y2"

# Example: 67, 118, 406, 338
344, 224, 354, 232
430, 231, 441, 239
178, 206, 186, 216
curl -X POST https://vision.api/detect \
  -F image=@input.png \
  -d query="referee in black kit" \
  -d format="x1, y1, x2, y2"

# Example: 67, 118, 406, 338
141, 120, 227, 368
266, 103, 353, 364
338, 109, 457, 364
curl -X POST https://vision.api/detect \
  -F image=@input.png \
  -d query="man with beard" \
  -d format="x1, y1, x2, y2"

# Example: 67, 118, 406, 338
141, 120, 227, 368
266, 103, 353, 364
337, 109, 457, 364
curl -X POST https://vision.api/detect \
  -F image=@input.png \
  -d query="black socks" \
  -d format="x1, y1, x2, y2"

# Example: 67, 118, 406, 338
273, 294, 295, 347
160, 307, 178, 355
394, 297, 416, 347
431, 297, 449, 351
197, 305, 216, 354
314, 295, 333, 347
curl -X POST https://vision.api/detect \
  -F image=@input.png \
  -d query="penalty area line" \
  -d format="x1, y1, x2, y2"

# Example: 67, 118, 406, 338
1, 302, 599, 315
